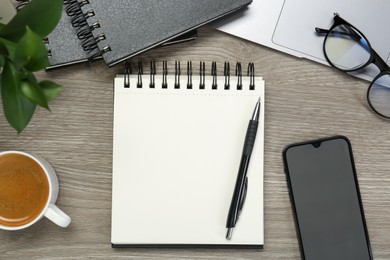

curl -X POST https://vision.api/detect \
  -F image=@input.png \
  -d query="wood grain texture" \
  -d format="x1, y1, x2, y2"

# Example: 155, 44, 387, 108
1, 26, 389, 259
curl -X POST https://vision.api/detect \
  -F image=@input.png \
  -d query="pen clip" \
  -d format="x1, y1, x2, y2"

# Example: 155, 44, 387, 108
238, 176, 248, 216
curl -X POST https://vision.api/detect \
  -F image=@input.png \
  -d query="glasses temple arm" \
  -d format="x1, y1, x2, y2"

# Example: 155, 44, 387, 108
315, 27, 360, 40
315, 26, 371, 52
315, 27, 329, 34
372, 49, 390, 72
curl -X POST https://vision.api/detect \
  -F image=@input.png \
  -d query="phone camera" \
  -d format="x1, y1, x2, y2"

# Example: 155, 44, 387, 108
312, 141, 322, 148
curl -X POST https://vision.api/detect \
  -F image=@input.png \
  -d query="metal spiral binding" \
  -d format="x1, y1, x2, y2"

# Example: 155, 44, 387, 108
15, 0, 29, 11
124, 61, 131, 88
174, 61, 180, 89
88, 46, 111, 60
235, 62, 243, 90
43, 37, 51, 57
211, 61, 217, 90
162, 61, 168, 89
137, 61, 143, 88
199, 61, 206, 89
150, 61, 156, 88
187, 61, 193, 89
79, 35, 97, 52
64, 0, 111, 59
122, 61, 256, 90
247, 62, 255, 90
77, 21, 100, 40
224, 62, 230, 90
65, 0, 87, 17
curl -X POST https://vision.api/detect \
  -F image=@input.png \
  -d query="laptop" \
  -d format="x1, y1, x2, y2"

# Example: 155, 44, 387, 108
0, 0, 16, 24
210, 0, 390, 81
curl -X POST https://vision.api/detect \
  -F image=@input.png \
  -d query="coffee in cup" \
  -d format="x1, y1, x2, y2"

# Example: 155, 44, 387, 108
0, 151, 71, 230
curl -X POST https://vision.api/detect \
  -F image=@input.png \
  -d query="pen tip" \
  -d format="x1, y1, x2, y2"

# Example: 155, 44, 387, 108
251, 98, 261, 121
226, 228, 233, 240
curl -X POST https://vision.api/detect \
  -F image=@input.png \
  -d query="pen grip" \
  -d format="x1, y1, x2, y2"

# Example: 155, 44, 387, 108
243, 120, 259, 156
226, 156, 250, 228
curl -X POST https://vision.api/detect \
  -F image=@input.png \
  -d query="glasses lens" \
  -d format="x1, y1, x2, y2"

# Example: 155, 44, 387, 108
368, 74, 390, 118
324, 25, 371, 70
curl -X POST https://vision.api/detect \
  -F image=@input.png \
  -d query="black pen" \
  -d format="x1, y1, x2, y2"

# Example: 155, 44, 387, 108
226, 98, 260, 240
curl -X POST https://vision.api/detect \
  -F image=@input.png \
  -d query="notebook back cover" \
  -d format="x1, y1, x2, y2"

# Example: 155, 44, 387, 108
81, 0, 252, 66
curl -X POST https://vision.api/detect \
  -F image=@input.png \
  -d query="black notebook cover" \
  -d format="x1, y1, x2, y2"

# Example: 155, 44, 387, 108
46, 9, 98, 69
46, 9, 197, 69
76, 0, 252, 66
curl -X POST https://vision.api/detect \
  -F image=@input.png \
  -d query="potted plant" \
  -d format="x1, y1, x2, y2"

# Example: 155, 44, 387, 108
0, 0, 63, 133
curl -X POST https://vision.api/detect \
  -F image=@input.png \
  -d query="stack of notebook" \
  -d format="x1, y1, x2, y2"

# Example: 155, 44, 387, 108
38, 0, 253, 68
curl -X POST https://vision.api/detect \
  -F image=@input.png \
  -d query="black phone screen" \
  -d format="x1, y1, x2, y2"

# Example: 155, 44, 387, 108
283, 136, 372, 260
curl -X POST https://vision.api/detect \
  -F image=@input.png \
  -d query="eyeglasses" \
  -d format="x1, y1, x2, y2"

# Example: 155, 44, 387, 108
315, 13, 390, 119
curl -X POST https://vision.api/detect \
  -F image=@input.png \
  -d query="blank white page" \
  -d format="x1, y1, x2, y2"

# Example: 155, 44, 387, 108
112, 73, 264, 247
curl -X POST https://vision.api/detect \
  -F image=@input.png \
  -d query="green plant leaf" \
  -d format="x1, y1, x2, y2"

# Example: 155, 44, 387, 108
14, 27, 49, 71
0, 43, 7, 56
20, 76, 49, 110
39, 80, 62, 102
0, 55, 4, 68
0, 0, 63, 41
0, 37, 17, 57
1, 60, 36, 133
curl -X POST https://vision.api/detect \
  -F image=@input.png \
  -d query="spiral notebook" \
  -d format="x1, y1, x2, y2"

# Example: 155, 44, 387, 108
10, 1, 196, 69
45, 10, 197, 69
111, 61, 265, 248
64, 0, 252, 66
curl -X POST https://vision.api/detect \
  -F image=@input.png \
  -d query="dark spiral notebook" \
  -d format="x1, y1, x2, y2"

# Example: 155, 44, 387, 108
63, 0, 252, 66
15, 1, 197, 69
45, 9, 197, 69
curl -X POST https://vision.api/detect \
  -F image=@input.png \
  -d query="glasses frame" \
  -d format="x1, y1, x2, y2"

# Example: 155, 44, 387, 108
316, 13, 390, 119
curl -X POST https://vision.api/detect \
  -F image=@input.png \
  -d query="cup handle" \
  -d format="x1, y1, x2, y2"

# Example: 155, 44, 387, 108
45, 204, 71, 228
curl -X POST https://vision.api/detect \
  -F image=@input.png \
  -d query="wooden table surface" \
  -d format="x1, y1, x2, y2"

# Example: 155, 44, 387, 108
1, 26, 389, 259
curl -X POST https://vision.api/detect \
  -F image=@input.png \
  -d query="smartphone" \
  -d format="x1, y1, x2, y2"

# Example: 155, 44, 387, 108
283, 136, 372, 260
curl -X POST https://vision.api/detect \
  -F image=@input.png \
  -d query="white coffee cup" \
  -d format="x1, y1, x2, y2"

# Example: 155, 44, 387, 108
0, 151, 71, 231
